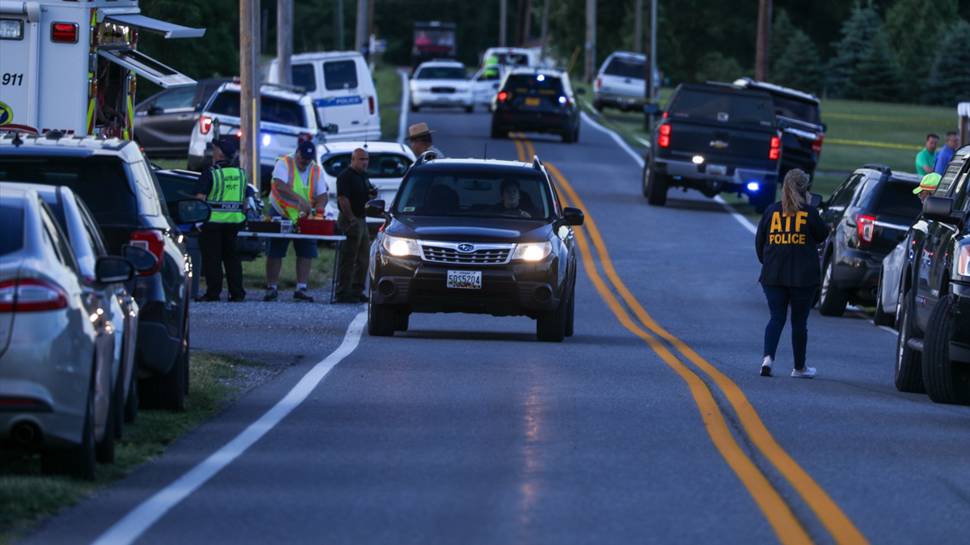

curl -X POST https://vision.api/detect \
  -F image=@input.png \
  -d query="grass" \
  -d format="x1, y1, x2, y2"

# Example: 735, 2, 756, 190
153, 158, 186, 170
373, 63, 403, 141
239, 249, 335, 291
0, 352, 258, 544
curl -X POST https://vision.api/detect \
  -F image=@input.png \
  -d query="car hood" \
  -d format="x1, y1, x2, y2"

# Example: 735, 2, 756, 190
387, 215, 552, 243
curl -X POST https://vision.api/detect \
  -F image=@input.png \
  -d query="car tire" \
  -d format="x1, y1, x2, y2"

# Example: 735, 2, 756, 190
410, 103, 420, 113
561, 129, 575, 144
96, 393, 116, 464
873, 278, 895, 327
490, 122, 506, 139
142, 334, 187, 412
643, 160, 667, 206
395, 311, 410, 332
894, 290, 924, 393
465, 105, 474, 114
593, 100, 604, 111
124, 370, 139, 425
43, 371, 97, 480
536, 298, 567, 342
922, 294, 970, 404
368, 302, 396, 337
564, 283, 576, 338
818, 259, 848, 317
110, 359, 125, 440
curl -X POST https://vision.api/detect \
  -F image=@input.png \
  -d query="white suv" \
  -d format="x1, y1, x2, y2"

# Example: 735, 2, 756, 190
593, 51, 661, 112
317, 141, 415, 226
409, 61, 473, 113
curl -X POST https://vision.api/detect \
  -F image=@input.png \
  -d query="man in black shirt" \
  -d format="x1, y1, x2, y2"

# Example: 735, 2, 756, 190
335, 148, 376, 303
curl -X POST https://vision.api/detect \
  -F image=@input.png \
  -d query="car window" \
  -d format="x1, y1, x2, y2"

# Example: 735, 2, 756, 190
323, 60, 358, 90
323, 153, 413, 179
129, 161, 163, 217
604, 56, 645, 79
292, 64, 317, 92
950, 170, 969, 212
0, 203, 23, 256
505, 74, 564, 95
494, 52, 530, 66
668, 89, 774, 126
76, 196, 107, 256
869, 182, 922, 218
394, 170, 552, 219
771, 95, 821, 125
0, 157, 138, 225
39, 200, 79, 273
830, 174, 862, 208
153, 86, 197, 111
155, 170, 199, 203
208, 91, 308, 127
416, 66, 466, 80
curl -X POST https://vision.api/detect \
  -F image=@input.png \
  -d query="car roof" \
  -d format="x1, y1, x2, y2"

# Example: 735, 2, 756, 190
856, 164, 920, 183
677, 82, 772, 99
0, 183, 36, 202
485, 47, 532, 54
733, 78, 820, 104
414, 157, 539, 174
216, 82, 307, 102
507, 67, 566, 78
607, 50, 646, 60
417, 60, 465, 68
320, 141, 414, 156
0, 132, 142, 162
288, 51, 364, 62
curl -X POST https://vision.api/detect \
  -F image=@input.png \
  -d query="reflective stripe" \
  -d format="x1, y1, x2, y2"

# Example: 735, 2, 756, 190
86, 98, 95, 135
271, 154, 317, 221
207, 166, 246, 223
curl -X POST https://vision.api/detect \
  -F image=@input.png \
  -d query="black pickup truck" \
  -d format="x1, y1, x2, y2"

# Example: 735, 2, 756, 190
642, 83, 782, 211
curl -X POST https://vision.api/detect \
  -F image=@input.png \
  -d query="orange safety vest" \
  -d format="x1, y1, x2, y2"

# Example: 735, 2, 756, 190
271, 154, 321, 221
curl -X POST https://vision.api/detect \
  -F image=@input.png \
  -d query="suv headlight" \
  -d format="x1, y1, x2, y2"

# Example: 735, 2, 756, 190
512, 241, 552, 262
955, 240, 970, 278
382, 235, 420, 257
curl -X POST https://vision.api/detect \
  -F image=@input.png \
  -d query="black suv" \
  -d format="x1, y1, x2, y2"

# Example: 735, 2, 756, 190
366, 156, 584, 342
733, 78, 825, 180
895, 146, 970, 404
0, 132, 209, 411
817, 165, 921, 316
491, 69, 582, 143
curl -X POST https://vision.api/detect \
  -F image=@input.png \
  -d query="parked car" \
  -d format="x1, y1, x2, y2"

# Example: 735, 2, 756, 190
733, 78, 825, 180
188, 82, 338, 184
642, 82, 781, 211
267, 51, 381, 142
470, 64, 507, 110
875, 236, 910, 327
409, 60, 474, 113
593, 51, 660, 112
134, 78, 230, 158
0, 132, 210, 412
817, 165, 921, 316
365, 155, 584, 342
895, 145, 970, 403
0, 186, 134, 479
481, 46, 540, 68
491, 69, 582, 143
318, 141, 415, 228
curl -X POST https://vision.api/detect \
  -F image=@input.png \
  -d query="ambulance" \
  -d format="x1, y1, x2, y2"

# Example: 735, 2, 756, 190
0, 0, 203, 138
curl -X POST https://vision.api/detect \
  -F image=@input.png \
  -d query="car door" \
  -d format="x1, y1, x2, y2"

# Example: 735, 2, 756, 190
916, 166, 969, 329
135, 86, 199, 155
315, 58, 371, 135
470, 67, 501, 105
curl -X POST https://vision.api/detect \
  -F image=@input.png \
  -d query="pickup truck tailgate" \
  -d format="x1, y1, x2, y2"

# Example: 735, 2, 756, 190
659, 119, 778, 170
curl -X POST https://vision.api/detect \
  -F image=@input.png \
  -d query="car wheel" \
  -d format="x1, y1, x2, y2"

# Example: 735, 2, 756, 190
395, 311, 410, 332
368, 302, 396, 337
564, 283, 576, 338
561, 129, 575, 144
96, 392, 116, 464
818, 259, 848, 316
490, 122, 506, 139
643, 159, 668, 206
593, 100, 604, 111
43, 371, 97, 480
124, 370, 139, 424
873, 275, 895, 327
894, 290, 924, 393
922, 294, 970, 404
410, 103, 420, 113
536, 298, 567, 342
110, 357, 125, 439
465, 105, 474, 113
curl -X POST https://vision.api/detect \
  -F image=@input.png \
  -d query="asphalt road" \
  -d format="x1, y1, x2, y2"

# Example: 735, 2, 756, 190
21, 106, 970, 545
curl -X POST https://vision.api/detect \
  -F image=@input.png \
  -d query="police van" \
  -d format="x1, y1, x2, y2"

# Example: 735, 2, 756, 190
0, 0, 202, 138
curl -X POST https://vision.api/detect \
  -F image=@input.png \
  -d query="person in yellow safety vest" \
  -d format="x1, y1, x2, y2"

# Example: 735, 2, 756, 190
194, 135, 248, 302
483, 54, 500, 79
264, 138, 329, 302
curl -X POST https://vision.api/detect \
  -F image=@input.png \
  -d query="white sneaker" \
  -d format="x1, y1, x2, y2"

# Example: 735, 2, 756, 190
760, 356, 773, 377
790, 367, 817, 379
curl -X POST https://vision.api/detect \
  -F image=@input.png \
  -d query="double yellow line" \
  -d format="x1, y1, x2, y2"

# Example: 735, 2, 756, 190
513, 137, 867, 545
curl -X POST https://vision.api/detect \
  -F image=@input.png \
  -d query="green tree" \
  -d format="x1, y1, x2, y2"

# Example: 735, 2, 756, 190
773, 30, 822, 94
850, 27, 903, 102
694, 51, 744, 83
139, 0, 239, 80
928, 19, 970, 106
770, 8, 797, 76
885, 0, 959, 97
827, 4, 888, 98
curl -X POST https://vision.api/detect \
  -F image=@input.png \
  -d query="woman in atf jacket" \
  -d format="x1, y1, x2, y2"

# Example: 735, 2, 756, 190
755, 169, 829, 379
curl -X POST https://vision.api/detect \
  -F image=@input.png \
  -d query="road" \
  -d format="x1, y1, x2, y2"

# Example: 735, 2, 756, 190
21, 107, 970, 545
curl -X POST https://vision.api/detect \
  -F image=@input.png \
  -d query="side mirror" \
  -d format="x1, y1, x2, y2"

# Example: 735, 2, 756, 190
643, 102, 661, 116
365, 199, 386, 218
175, 199, 211, 224
923, 196, 962, 225
809, 192, 823, 208
122, 244, 158, 273
562, 207, 584, 226
95, 256, 134, 284
575, 88, 587, 96
323, 123, 339, 135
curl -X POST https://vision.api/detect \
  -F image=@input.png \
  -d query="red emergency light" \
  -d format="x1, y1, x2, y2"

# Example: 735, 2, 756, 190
51, 22, 78, 43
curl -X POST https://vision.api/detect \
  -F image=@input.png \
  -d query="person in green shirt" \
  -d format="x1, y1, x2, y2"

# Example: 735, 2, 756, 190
915, 133, 940, 175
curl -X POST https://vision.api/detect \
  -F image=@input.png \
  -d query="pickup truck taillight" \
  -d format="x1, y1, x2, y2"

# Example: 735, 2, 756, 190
130, 231, 165, 276
812, 134, 825, 156
769, 136, 781, 160
658, 123, 671, 148
199, 115, 213, 135
855, 214, 876, 245
0, 279, 68, 312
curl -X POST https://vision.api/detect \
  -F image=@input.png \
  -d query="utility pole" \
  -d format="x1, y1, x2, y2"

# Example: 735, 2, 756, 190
584, 0, 596, 83
240, 0, 260, 192
644, 0, 657, 132
633, 0, 643, 52
522, 0, 533, 47
335, 0, 345, 50
539, 0, 550, 58
499, 0, 507, 47
755, 0, 772, 81
276, 0, 292, 85
354, 0, 368, 54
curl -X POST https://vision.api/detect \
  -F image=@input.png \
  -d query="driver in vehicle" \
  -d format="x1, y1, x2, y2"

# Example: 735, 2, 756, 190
496, 179, 532, 218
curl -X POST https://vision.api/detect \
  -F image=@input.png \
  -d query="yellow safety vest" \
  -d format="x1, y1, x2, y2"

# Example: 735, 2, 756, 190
271, 155, 320, 221
207, 166, 247, 224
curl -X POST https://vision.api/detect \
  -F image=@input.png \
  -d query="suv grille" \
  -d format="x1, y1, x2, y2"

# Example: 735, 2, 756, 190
420, 241, 513, 265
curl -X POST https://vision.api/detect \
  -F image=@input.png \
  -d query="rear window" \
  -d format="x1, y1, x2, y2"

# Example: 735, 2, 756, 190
869, 181, 922, 218
669, 89, 774, 126
292, 64, 317, 92
505, 74, 564, 95
0, 203, 23, 256
0, 157, 139, 225
323, 153, 412, 179
208, 91, 307, 127
394, 170, 553, 220
604, 56, 645, 79
324, 60, 358, 90
416, 66, 466, 80
495, 53, 530, 66
772, 95, 821, 125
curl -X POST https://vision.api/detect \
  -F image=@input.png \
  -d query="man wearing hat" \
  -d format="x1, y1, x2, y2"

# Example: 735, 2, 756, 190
194, 134, 248, 302
914, 172, 942, 203
406, 122, 445, 159
264, 138, 328, 302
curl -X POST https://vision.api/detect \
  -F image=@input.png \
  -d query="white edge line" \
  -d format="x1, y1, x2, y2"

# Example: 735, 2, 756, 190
397, 69, 410, 144
91, 311, 369, 545
877, 325, 897, 336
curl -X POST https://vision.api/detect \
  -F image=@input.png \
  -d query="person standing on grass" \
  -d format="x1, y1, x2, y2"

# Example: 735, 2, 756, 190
755, 169, 829, 379
934, 131, 961, 174
915, 133, 940, 175
334, 148, 376, 303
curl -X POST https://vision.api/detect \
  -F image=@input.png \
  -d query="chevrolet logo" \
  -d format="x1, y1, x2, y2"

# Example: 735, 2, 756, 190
709, 140, 729, 149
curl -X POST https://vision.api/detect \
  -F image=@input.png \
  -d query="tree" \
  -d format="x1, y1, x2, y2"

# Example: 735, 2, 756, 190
850, 27, 903, 102
773, 30, 822, 94
770, 9, 797, 74
826, 4, 888, 99
928, 20, 970, 106
885, 0, 959, 97
694, 52, 744, 83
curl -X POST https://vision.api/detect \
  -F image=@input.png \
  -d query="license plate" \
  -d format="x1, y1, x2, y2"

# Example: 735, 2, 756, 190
707, 164, 727, 175
447, 270, 482, 290
525, 97, 541, 107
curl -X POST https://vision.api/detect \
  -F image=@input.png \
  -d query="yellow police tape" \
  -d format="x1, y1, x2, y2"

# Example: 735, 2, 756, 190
824, 138, 919, 151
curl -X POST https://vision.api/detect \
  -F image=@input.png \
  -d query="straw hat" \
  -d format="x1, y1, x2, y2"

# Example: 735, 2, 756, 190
406, 122, 434, 140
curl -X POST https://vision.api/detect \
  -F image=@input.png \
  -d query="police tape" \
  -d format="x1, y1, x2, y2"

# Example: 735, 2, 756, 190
824, 138, 920, 151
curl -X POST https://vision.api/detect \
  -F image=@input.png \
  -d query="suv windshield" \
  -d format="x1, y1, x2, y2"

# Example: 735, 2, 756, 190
604, 57, 645, 79
209, 91, 307, 127
394, 169, 552, 219
416, 66, 466, 80
669, 88, 774, 126
0, 157, 139, 225
323, 153, 413, 178
495, 53, 529, 66
772, 95, 821, 125
0, 203, 23, 256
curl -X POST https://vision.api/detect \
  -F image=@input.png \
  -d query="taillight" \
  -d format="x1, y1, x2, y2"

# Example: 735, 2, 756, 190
856, 214, 876, 244
769, 135, 781, 161
594, 78, 602, 90
130, 231, 164, 276
658, 123, 671, 148
812, 134, 824, 155
662, 111, 669, 119
497, 91, 509, 103
0, 279, 69, 312
51, 22, 78, 43
199, 115, 213, 135
368, 96, 375, 116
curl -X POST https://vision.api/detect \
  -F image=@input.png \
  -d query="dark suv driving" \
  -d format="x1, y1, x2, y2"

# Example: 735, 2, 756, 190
491, 69, 582, 143
895, 146, 970, 404
366, 156, 584, 341
817, 165, 921, 316
0, 132, 209, 411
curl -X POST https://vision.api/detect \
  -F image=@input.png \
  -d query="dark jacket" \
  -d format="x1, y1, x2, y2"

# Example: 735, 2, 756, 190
755, 202, 829, 287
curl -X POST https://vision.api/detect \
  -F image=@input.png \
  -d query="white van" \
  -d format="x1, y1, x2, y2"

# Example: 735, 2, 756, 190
267, 51, 380, 142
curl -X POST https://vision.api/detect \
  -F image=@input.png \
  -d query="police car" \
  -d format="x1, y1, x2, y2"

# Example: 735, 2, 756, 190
319, 142, 416, 227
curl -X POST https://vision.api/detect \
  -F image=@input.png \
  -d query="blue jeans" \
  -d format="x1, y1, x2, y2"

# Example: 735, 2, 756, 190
762, 285, 816, 370
266, 209, 318, 259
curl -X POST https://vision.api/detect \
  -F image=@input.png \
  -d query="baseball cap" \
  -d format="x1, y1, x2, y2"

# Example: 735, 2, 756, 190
913, 172, 941, 194
297, 139, 315, 160
208, 134, 239, 157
